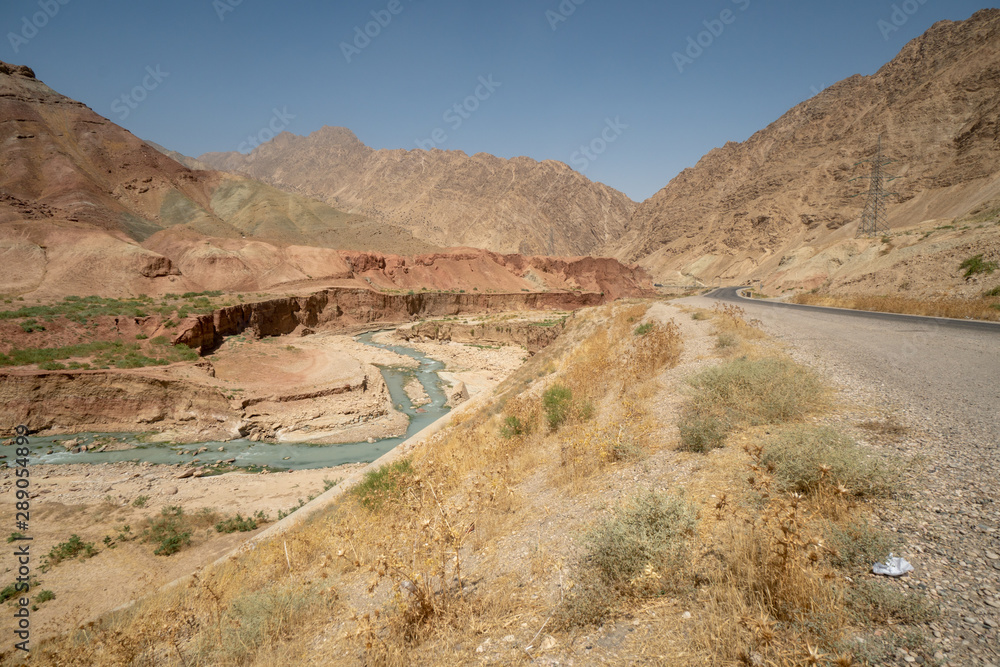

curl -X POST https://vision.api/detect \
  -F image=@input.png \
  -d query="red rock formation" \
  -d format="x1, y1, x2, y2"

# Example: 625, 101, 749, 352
173, 288, 609, 353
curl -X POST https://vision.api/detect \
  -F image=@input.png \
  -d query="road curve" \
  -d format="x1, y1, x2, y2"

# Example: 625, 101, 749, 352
707, 286, 1000, 334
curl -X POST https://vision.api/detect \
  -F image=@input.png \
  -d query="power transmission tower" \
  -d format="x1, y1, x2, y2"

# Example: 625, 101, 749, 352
851, 134, 898, 238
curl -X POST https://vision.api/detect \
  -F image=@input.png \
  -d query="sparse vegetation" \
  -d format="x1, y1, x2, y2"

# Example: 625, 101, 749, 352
24, 299, 931, 666
42, 534, 97, 570
678, 357, 825, 452
793, 291, 1000, 321
960, 253, 998, 278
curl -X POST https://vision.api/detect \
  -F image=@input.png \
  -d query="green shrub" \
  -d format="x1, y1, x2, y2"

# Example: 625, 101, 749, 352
759, 425, 900, 497
559, 490, 697, 628
825, 519, 899, 570
960, 254, 998, 278
499, 415, 525, 439
543, 384, 573, 431
34, 590, 55, 603
144, 506, 192, 556
132, 495, 149, 508
584, 490, 697, 595
215, 514, 259, 534
43, 535, 97, 570
984, 286, 1000, 297
678, 357, 824, 452
351, 459, 415, 511
677, 412, 730, 452
633, 322, 654, 336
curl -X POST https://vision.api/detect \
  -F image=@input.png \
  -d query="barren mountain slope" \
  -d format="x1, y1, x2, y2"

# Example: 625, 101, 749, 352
617, 9, 1000, 286
199, 127, 635, 256
0, 61, 438, 298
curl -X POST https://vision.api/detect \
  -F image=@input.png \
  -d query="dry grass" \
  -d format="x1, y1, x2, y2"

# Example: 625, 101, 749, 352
792, 291, 1000, 322
677, 357, 826, 452
22, 300, 932, 666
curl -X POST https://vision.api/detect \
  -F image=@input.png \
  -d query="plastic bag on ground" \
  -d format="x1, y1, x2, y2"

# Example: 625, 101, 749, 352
872, 553, 914, 577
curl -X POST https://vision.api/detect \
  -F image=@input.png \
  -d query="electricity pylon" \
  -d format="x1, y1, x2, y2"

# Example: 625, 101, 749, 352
851, 134, 898, 238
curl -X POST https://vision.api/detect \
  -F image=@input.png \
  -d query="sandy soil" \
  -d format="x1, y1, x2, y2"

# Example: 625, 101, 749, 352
0, 461, 364, 645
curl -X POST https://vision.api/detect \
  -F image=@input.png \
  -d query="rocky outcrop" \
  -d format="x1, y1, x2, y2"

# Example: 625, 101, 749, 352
173, 288, 608, 353
398, 318, 566, 354
0, 369, 241, 437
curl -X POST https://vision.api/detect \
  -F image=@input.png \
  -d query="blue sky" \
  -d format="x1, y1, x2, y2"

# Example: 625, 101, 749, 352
2, 0, 992, 201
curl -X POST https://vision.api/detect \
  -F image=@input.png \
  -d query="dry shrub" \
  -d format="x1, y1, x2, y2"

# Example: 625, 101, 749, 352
690, 487, 849, 664
333, 464, 525, 664
558, 399, 653, 483
755, 425, 902, 498
678, 357, 825, 452
559, 490, 697, 627
792, 292, 1000, 322
561, 304, 682, 399
712, 303, 765, 340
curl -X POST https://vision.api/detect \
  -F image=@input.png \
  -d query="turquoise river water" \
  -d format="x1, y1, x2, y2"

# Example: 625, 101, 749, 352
10, 331, 450, 471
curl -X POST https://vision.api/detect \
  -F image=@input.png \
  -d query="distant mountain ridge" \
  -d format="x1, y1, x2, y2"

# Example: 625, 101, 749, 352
199, 127, 636, 257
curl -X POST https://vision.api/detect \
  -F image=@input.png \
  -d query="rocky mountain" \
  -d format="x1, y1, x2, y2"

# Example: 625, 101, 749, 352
199, 127, 635, 256
0, 62, 651, 299
616, 9, 1000, 285
0, 61, 438, 297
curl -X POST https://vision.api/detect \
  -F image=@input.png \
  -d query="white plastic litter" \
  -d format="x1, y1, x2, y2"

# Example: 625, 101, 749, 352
872, 553, 914, 577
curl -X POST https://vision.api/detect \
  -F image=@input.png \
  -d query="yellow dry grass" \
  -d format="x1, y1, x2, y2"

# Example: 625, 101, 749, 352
792, 292, 1000, 322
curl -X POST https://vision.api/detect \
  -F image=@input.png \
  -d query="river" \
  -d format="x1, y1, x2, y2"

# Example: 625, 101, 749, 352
10, 331, 451, 471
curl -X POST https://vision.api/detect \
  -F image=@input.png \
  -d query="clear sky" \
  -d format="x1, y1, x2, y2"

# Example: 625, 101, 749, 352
2, 0, 993, 201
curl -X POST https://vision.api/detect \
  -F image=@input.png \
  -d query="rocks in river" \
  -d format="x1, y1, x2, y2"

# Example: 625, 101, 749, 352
176, 469, 195, 479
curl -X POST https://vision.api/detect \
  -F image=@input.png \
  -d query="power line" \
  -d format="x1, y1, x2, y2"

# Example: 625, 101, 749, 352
850, 134, 899, 238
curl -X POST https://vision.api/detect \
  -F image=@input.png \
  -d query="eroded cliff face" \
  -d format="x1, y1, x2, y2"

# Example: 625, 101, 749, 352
0, 369, 241, 438
173, 288, 607, 353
